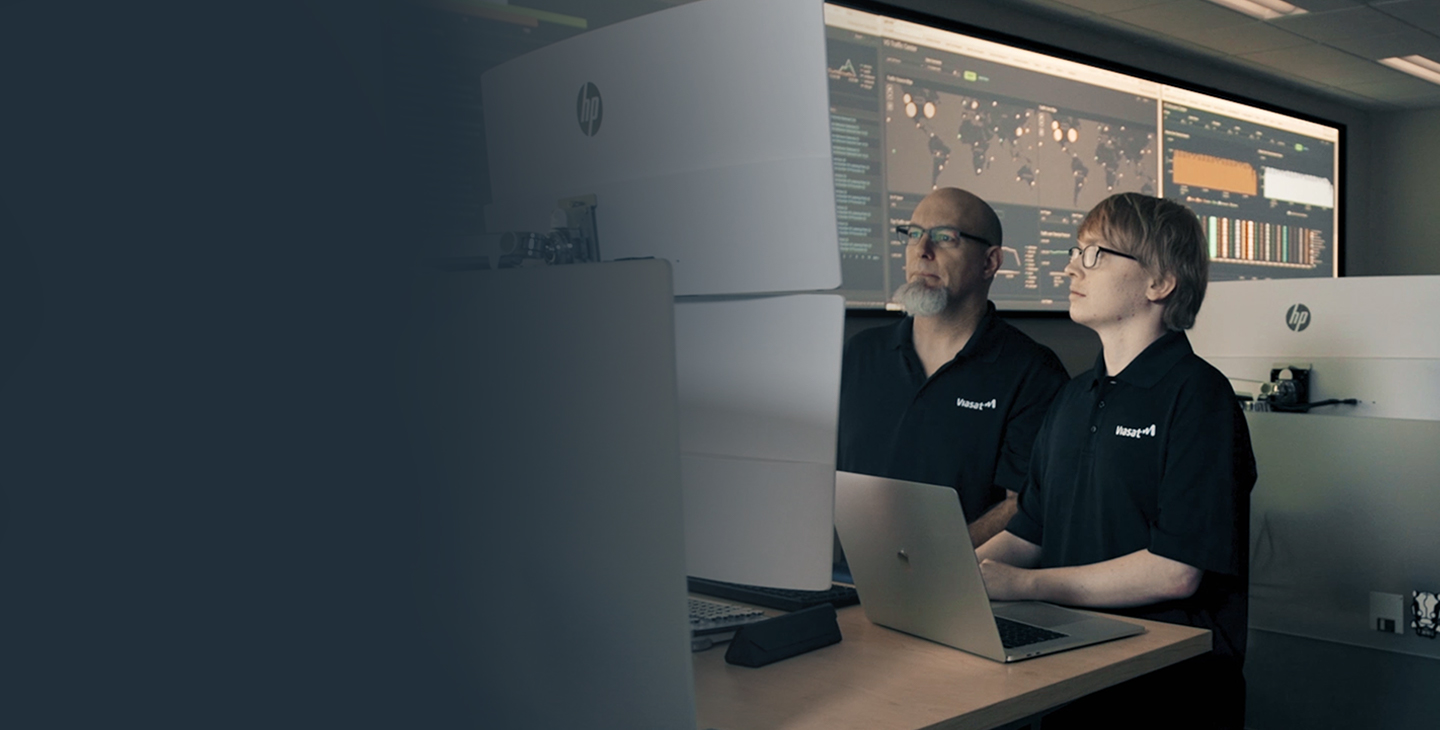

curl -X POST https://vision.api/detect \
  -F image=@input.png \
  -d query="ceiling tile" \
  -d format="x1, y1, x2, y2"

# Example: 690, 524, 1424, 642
1251, 71, 1379, 102
1329, 57, 1424, 82
1225, 54, 1297, 75
1292, 0, 1365, 11
1184, 20, 1313, 53
985, 0, 1440, 108
1295, 60, 1401, 84
1322, 91, 1403, 109
1271, 5, 1415, 39
1323, 28, 1440, 57
1370, 0, 1440, 34
1239, 43, 1413, 85
1003, 0, 1094, 16
1241, 41, 1358, 70
1313, 85, 1397, 106
1108, 0, 1254, 32
1346, 76, 1440, 95
1136, 31, 1224, 56
1344, 75, 1440, 102
1057, 9, 1163, 34
1047, 0, 1175, 13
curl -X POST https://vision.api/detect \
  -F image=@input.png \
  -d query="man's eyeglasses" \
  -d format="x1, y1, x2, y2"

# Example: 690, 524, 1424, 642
1068, 244, 1139, 269
896, 224, 992, 249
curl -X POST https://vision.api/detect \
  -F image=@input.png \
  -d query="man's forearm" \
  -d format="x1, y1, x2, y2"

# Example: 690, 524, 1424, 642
981, 548, 1203, 608
967, 491, 1018, 547
975, 527, 1042, 567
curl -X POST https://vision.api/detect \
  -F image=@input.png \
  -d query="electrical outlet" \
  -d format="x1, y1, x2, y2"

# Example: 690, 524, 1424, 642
1371, 592, 1403, 634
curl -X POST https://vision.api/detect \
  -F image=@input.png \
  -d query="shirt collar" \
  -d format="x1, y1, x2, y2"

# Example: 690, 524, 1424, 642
888, 316, 912, 351
892, 302, 1003, 364
1088, 330, 1193, 389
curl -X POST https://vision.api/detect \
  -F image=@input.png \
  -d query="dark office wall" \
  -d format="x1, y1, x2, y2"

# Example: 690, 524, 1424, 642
0, 1, 484, 725
1362, 107, 1440, 276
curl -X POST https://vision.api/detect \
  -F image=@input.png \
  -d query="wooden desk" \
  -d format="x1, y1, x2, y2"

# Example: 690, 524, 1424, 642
693, 603, 1210, 730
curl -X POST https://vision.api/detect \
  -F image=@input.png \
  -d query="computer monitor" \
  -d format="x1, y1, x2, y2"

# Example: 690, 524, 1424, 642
1189, 276, 1440, 422
1188, 276, 1440, 664
675, 294, 843, 590
482, 0, 839, 298
481, 0, 842, 590
824, 1, 1343, 311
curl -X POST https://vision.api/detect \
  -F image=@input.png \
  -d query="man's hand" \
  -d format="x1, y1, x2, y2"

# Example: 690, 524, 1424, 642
979, 558, 1035, 601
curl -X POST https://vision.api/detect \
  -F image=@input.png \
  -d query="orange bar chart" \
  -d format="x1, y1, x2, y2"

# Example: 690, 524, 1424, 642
1173, 150, 1258, 196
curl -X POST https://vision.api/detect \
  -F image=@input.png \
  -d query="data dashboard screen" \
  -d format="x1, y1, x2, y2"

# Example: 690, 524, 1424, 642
825, 3, 1342, 311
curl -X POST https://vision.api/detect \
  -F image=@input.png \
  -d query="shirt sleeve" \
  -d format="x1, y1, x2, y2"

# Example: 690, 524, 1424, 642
835, 331, 878, 475
1005, 397, 1056, 546
1148, 367, 1257, 577
992, 352, 1068, 494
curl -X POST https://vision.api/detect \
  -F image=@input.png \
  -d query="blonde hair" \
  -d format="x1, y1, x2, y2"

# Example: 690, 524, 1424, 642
1077, 193, 1209, 330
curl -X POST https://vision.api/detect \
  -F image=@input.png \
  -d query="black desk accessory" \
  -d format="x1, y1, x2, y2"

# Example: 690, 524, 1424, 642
723, 604, 842, 668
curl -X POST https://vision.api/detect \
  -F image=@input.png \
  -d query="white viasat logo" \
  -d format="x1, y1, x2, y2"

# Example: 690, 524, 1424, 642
1115, 423, 1157, 439
957, 398, 997, 411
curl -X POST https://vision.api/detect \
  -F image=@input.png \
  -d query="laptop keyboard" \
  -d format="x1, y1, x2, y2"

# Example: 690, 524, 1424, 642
995, 616, 1068, 649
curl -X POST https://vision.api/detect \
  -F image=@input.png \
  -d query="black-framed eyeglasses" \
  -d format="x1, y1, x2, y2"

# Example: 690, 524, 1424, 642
896, 224, 992, 249
1068, 244, 1139, 269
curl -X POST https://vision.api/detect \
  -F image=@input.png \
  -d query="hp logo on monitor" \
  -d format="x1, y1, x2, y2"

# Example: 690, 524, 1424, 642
577, 82, 603, 136
1285, 303, 1311, 332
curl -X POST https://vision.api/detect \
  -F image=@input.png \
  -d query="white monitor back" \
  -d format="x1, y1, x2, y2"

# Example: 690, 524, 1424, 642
675, 294, 844, 590
1189, 276, 1440, 421
404, 260, 694, 729
481, 0, 840, 297
1193, 278, 1440, 660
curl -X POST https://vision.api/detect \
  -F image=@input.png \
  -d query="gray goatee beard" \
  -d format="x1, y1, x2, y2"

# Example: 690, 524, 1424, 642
893, 279, 950, 317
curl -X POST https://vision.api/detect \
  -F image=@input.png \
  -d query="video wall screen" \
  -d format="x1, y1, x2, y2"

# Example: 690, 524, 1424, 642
825, 3, 1342, 311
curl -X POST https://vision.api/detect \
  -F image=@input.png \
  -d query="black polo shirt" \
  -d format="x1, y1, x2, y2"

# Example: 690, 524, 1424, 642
837, 303, 1068, 521
1008, 330, 1256, 666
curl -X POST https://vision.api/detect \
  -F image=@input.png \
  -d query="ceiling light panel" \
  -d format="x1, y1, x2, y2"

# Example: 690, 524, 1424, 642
1380, 55, 1440, 85
1204, 0, 1307, 20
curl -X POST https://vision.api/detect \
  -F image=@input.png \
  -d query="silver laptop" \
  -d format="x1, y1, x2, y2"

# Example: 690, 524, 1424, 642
834, 471, 1145, 662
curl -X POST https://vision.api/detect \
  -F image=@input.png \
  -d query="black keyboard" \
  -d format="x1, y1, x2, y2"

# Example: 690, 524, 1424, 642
688, 597, 767, 635
995, 616, 1067, 649
687, 577, 860, 612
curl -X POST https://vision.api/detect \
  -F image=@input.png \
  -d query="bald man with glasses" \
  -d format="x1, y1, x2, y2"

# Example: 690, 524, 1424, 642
837, 187, 1068, 548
